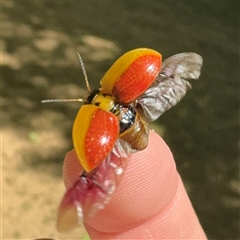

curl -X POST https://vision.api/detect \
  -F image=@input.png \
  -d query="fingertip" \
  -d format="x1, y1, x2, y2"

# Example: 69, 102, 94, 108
62, 131, 178, 233
84, 131, 206, 239
61, 131, 206, 239
85, 130, 179, 232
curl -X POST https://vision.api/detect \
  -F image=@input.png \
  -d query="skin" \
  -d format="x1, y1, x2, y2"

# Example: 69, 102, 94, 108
63, 130, 207, 239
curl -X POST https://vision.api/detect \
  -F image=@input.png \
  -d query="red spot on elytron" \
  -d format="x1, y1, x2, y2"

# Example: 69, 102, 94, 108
112, 54, 161, 103
84, 109, 119, 171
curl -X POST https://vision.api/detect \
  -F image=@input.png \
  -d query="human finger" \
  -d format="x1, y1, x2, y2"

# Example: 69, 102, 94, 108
62, 130, 206, 239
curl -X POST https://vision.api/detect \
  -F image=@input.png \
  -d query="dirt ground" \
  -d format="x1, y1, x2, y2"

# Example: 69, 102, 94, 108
2, 1, 239, 240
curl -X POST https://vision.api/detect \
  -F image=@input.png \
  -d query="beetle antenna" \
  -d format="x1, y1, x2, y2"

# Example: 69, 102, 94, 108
41, 98, 83, 103
41, 53, 91, 104
77, 52, 91, 93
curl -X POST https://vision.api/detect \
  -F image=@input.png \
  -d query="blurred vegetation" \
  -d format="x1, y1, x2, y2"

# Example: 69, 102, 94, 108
2, 1, 239, 239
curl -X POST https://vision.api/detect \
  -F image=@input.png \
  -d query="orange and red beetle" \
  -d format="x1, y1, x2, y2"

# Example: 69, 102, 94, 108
42, 48, 203, 232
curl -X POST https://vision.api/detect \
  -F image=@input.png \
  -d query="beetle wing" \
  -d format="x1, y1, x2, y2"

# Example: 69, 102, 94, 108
136, 52, 203, 122
73, 105, 119, 172
56, 139, 130, 232
100, 48, 162, 103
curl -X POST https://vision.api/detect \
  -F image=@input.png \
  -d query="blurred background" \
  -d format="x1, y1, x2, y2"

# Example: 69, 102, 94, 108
2, 1, 239, 239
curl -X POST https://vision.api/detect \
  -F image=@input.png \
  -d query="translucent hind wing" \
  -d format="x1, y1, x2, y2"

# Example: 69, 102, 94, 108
136, 53, 203, 122
56, 139, 130, 232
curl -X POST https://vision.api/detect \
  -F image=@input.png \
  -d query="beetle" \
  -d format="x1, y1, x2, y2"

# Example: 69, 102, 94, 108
42, 48, 203, 232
